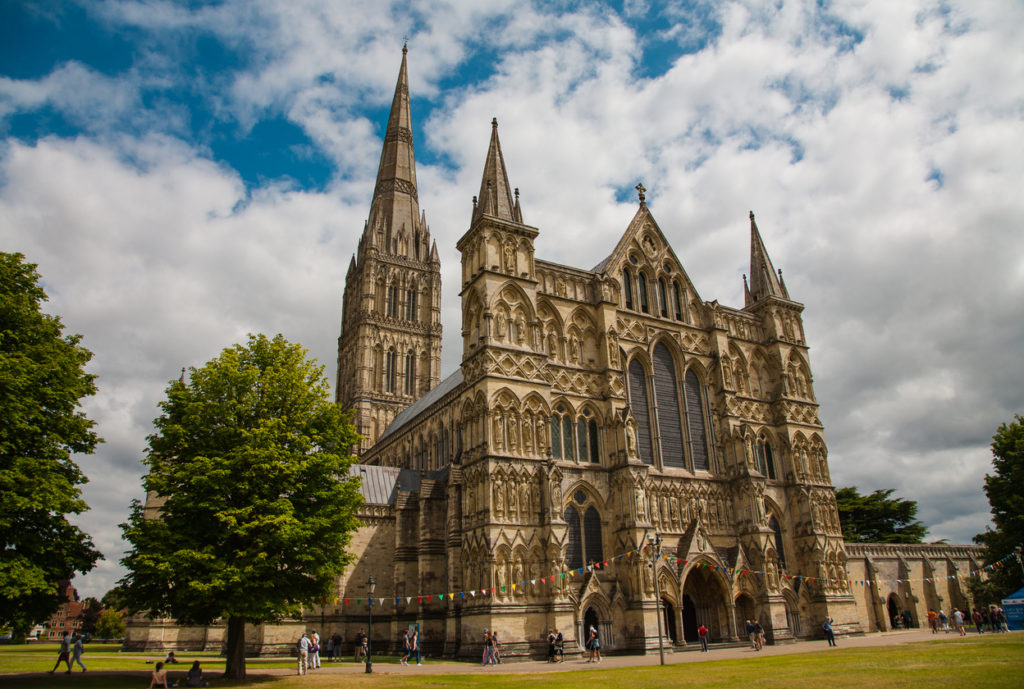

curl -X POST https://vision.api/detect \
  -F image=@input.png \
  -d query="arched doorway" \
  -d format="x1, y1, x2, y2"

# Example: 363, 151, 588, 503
583, 606, 599, 648
661, 599, 678, 642
735, 593, 756, 638
682, 565, 730, 642
887, 594, 901, 629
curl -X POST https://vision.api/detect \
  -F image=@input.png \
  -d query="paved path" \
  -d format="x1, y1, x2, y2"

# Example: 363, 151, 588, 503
254, 628, 1011, 676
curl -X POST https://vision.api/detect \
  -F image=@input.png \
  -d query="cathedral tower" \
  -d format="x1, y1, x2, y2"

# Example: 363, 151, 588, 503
337, 46, 442, 452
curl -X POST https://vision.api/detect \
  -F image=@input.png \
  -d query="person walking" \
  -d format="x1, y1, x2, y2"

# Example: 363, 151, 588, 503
48, 631, 72, 674
297, 632, 310, 675
587, 625, 601, 662
752, 621, 765, 651
927, 609, 938, 633
310, 630, 321, 669
332, 632, 343, 661
547, 629, 556, 663
823, 617, 836, 647
555, 628, 564, 662
401, 629, 412, 666
698, 624, 709, 652
354, 629, 366, 663
746, 620, 756, 649
71, 633, 86, 672
482, 630, 496, 666
492, 630, 502, 663
972, 608, 984, 634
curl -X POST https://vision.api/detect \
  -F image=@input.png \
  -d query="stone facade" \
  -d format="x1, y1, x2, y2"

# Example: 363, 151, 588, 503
124, 48, 983, 657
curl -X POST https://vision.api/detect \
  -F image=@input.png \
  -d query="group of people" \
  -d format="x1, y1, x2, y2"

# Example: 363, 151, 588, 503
744, 619, 768, 651
545, 628, 563, 662
47, 631, 86, 674
927, 606, 1009, 635
146, 660, 208, 688
400, 628, 423, 666
481, 629, 502, 665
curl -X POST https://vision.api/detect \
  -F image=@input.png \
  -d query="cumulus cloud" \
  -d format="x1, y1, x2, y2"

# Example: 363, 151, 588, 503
2, 0, 1022, 598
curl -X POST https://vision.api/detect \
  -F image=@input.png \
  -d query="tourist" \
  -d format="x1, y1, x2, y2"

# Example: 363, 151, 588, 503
698, 623, 709, 652
938, 609, 949, 632
401, 629, 412, 665
587, 625, 601, 662
331, 632, 343, 661
952, 609, 966, 636
71, 633, 87, 672
547, 629, 556, 662
823, 617, 836, 647
297, 631, 310, 675
148, 661, 168, 688
901, 609, 913, 629
482, 630, 496, 665
753, 620, 765, 651
413, 629, 422, 665
997, 606, 1008, 632
928, 609, 938, 633
972, 608, 984, 634
354, 628, 367, 663
555, 628, 564, 662
185, 660, 208, 687
48, 631, 72, 674
309, 629, 321, 669
746, 620, 756, 649
492, 630, 502, 663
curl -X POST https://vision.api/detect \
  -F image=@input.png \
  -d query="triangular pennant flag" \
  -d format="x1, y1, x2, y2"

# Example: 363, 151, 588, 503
406, 597, 412, 604
395, 598, 400, 605
356, 598, 362, 605
417, 596, 422, 604
345, 598, 350, 605
470, 591, 476, 597
460, 592, 465, 599
531, 579, 536, 585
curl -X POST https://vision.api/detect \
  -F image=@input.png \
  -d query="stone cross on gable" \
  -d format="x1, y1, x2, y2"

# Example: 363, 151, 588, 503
635, 183, 646, 204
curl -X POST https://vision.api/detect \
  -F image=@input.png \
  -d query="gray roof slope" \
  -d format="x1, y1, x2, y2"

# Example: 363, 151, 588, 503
376, 368, 464, 444
351, 464, 421, 505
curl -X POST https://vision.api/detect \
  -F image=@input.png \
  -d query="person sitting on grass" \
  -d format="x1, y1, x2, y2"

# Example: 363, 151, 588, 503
149, 661, 168, 688
185, 660, 208, 687
164, 651, 180, 664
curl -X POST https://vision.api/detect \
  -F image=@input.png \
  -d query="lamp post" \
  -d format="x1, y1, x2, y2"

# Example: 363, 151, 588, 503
649, 533, 665, 665
366, 575, 375, 674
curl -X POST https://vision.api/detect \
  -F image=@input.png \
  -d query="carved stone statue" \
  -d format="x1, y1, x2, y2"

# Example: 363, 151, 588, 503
625, 418, 639, 458
494, 482, 504, 516
492, 416, 504, 451
508, 419, 519, 452
515, 315, 526, 344
504, 242, 516, 274
495, 311, 507, 338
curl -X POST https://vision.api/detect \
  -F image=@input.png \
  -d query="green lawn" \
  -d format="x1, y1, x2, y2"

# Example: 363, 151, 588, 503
1, 635, 1022, 689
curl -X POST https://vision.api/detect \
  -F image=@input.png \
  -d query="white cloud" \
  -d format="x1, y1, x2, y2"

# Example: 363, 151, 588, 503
2, 0, 1022, 598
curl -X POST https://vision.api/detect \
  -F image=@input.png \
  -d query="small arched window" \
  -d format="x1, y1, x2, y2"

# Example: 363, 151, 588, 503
384, 349, 397, 393
386, 284, 398, 318
622, 268, 634, 309
769, 515, 787, 570
638, 273, 649, 313
672, 281, 683, 321
658, 278, 668, 317
575, 408, 601, 463
405, 288, 417, 321
564, 493, 603, 569
404, 352, 416, 395
551, 404, 574, 460
756, 434, 777, 480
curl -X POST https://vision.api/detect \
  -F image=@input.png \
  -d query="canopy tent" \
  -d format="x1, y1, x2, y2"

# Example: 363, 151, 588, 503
1001, 586, 1024, 631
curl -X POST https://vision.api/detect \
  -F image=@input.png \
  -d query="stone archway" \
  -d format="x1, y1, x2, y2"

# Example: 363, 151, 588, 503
681, 565, 731, 642
888, 594, 901, 629
661, 598, 678, 643
735, 592, 757, 639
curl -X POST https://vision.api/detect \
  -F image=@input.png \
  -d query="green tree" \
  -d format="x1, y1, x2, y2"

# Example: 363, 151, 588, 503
972, 415, 1024, 601
0, 253, 102, 640
94, 608, 125, 639
835, 487, 928, 544
119, 334, 363, 679
80, 597, 103, 636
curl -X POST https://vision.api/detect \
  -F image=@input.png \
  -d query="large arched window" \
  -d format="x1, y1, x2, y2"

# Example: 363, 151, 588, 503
683, 370, 709, 471
384, 349, 397, 393
769, 515, 787, 570
628, 360, 655, 465
564, 491, 603, 570
404, 352, 416, 395
652, 344, 685, 469
756, 433, 777, 480
637, 273, 649, 313
551, 404, 574, 460
405, 288, 417, 321
575, 408, 600, 463
622, 268, 634, 309
658, 278, 668, 317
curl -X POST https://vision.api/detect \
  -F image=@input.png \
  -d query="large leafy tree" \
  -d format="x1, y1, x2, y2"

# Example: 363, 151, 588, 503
0, 253, 102, 639
972, 415, 1024, 602
835, 487, 928, 544
119, 334, 362, 679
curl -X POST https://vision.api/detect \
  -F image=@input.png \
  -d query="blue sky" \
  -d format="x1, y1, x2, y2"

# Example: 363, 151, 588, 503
2, 0, 1023, 599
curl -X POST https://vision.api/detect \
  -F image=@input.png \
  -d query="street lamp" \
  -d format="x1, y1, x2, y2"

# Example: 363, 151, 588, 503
366, 575, 375, 674
649, 533, 665, 665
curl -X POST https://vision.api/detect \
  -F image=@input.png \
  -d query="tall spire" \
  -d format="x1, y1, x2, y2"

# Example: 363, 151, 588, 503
366, 45, 421, 246
746, 211, 787, 306
473, 118, 520, 223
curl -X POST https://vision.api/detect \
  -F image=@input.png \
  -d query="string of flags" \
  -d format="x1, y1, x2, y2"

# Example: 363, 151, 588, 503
327, 550, 1020, 608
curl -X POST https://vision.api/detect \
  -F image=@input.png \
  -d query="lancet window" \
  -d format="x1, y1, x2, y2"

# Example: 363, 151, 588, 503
384, 348, 397, 393
564, 492, 603, 570
769, 515, 787, 570
652, 344, 685, 469
638, 272, 649, 313
756, 433, 777, 480
672, 281, 683, 321
405, 288, 417, 321
404, 352, 416, 395
627, 359, 655, 465
622, 268, 634, 309
658, 278, 668, 317
683, 369, 710, 471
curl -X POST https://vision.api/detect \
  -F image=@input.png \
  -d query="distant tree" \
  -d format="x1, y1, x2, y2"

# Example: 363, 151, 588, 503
80, 597, 103, 636
835, 487, 928, 544
0, 253, 102, 640
94, 608, 125, 639
119, 334, 363, 679
100, 585, 128, 611
972, 415, 1024, 601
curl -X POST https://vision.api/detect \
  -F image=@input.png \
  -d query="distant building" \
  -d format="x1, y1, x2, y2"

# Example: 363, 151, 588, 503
125, 47, 983, 656
46, 581, 85, 640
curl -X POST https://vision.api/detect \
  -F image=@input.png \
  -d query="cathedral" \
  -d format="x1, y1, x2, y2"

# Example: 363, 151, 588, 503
124, 48, 983, 657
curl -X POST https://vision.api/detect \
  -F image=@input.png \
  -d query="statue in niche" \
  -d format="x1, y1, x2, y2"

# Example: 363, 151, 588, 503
507, 483, 517, 519
508, 419, 519, 453
556, 278, 567, 297
519, 484, 530, 518
551, 477, 562, 510
515, 314, 526, 344
643, 557, 654, 594
492, 416, 504, 452
722, 356, 733, 388
569, 337, 580, 364
625, 418, 638, 458
635, 484, 647, 520
497, 564, 508, 592
504, 242, 516, 274
547, 332, 558, 359
495, 311, 507, 339
512, 561, 524, 590
530, 562, 541, 591
494, 482, 504, 517
523, 420, 534, 454
530, 485, 539, 515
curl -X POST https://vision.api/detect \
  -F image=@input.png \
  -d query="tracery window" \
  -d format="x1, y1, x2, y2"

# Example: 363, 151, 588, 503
575, 408, 600, 463
756, 433, 777, 480
551, 404, 574, 460
564, 494, 603, 570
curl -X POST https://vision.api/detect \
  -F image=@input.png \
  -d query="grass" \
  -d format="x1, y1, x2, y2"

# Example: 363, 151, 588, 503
1, 634, 1022, 689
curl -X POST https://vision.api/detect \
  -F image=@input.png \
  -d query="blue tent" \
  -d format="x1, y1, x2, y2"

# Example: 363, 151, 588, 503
1002, 586, 1024, 631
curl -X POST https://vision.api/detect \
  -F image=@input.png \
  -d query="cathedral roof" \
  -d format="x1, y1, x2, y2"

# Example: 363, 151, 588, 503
376, 368, 464, 444
350, 464, 420, 505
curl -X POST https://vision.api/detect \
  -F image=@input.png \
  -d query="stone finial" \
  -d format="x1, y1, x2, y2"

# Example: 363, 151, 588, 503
635, 182, 646, 204
492, 117, 498, 129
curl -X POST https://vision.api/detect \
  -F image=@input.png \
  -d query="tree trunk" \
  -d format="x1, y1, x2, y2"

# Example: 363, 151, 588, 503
224, 616, 247, 680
